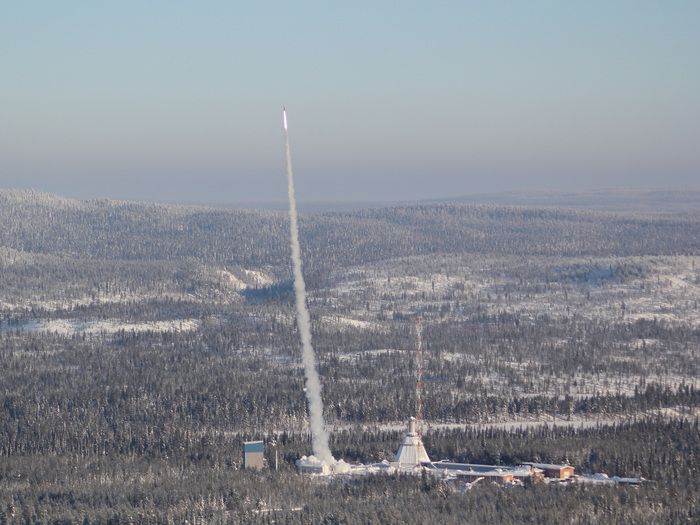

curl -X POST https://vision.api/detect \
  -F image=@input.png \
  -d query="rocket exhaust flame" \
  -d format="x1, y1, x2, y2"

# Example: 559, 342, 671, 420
283, 108, 334, 465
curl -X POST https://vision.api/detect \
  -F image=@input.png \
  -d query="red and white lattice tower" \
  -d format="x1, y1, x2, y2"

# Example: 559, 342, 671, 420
415, 317, 423, 436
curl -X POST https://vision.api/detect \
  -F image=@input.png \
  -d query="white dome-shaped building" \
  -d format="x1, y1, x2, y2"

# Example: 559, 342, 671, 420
393, 417, 431, 467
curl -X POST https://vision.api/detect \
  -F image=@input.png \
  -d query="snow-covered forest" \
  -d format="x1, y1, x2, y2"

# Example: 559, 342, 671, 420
1, 189, 699, 522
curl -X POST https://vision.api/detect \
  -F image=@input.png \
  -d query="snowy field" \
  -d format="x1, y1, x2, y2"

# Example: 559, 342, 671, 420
2, 249, 698, 421
312, 254, 700, 402
322, 255, 700, 328
5, 317, 201, 336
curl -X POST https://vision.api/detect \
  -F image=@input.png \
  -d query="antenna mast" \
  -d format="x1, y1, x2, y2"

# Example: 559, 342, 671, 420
415, 317, 423, 436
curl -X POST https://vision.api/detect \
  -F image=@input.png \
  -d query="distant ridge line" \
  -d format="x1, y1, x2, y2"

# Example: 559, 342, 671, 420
2, 185, 698, 215
180, 185, 700, 214
428, 185, 700, 214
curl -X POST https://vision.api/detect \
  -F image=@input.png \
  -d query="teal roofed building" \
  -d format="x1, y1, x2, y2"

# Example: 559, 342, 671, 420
243, 440, 264, 470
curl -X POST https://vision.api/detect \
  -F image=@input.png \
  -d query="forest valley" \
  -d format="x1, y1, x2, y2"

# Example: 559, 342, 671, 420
0, 189, 699, 523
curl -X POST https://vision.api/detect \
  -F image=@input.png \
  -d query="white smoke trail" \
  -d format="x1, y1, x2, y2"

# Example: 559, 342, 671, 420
283, 109, 335, 465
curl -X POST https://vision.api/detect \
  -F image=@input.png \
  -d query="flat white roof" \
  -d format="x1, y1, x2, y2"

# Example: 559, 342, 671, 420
523, 462, 573, 470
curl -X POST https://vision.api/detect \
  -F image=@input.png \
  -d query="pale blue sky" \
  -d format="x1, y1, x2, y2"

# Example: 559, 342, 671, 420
2, 2, 699, 203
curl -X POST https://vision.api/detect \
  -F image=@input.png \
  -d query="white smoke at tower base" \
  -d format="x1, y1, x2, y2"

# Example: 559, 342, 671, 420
283, 108, 335, 466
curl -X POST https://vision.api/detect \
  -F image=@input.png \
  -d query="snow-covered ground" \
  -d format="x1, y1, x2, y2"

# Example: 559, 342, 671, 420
321, 315, 374, 330
296, 452, 642, 489
313, 255, 700, 399
242, 268, 274, 287
0, 291, 193, 314
13, 317, 201, 336
336, 348, 400, 362
321, 255, 700, 328
286, 403, 700, 441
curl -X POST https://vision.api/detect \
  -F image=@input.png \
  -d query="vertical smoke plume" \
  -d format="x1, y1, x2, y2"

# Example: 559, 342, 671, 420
283, 108, 335, 465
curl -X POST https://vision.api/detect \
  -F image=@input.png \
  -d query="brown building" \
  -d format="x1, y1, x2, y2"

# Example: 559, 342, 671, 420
522, 462, 574, 480
512, 466, 545, 483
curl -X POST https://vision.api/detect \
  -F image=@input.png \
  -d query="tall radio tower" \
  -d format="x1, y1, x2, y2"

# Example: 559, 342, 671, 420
415, 317, 423, 436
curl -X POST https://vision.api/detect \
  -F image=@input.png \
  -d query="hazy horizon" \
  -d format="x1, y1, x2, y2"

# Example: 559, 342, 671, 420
3, 2, 699, 203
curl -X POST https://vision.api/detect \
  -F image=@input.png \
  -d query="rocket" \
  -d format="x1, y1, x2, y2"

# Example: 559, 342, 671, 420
283, 106, 288, 131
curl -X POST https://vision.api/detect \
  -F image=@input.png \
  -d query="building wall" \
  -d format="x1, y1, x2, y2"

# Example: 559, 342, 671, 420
243, 441, 264, 470
523, 463, 575, 480
244, 451, 263, 470
559, 467, 575, 479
